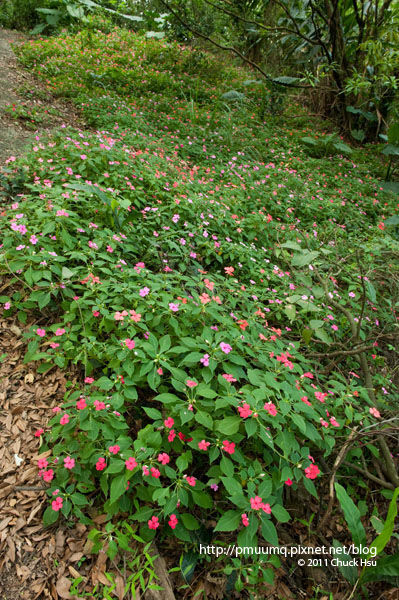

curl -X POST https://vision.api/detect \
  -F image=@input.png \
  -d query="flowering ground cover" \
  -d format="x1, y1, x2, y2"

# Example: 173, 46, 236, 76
1, 24, 399, 598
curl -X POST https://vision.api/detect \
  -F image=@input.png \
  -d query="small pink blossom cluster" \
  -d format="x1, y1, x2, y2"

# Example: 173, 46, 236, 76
250, 496, 271, 513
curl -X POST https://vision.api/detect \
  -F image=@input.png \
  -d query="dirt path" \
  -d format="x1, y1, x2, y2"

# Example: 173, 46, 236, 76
0, 28, 81, 169
0, 29, 32, 165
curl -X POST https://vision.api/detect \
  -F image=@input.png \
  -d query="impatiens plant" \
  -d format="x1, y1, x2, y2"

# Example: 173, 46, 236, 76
1, 24, 398, 593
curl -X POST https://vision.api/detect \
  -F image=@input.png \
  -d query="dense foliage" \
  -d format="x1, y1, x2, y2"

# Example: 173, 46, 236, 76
1, 23, 399, 596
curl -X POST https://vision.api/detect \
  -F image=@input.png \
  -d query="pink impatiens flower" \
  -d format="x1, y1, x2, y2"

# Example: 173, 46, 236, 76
109, 445, 120, 455
223, 373, 237, 382
96, 457, 107, 471
42, 469, 54, 482
369, 407, 381, 418
148, 516, 159, 530
64, 457, 75, 469
185, 476, 196, 487
264, 402, 277, 416
125, 457, 137, 470
315, 391, 328, 403
168, 514, 178, 529
222, 440, 235, 454
60, 414, 69, 425
151, 467, 161, 478
52, 496, 63, 511
241, 514, 249, 527
200, 354, 210, 366
220, 342, 232, 354
164, 417, 174, 428
169, 303, 179, 312
304, 464, 320, 479
124, 339, 135, 349
238, 403, 252, 419
198, 440, 210, 451
158, 453, 170, 465
76, 397, 87, 410
250, 496, 263, 510
186, 380, 197, 388
36, 328, 46, 337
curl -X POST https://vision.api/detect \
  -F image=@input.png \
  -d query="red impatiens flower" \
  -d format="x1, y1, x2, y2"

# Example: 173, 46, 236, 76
304, 464, 320, 479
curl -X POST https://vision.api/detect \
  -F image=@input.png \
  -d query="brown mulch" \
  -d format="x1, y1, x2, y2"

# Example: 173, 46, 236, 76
0, 313, 81, 599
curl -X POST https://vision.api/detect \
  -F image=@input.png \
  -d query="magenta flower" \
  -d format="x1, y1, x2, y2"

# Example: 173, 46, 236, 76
158, 452, 170, 465
220, 342, 232, 354
198, 440, 210, 451
200, 354, 210, 366
76, 397, 87, 410
52, 497, 63, 512
125, 457, 137, 470
36, 328, 46, 337
148, 516, 159, 530
64, 457, 75, 469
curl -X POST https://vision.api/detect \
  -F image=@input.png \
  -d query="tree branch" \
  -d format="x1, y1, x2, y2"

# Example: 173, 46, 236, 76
158, 0, 311, 88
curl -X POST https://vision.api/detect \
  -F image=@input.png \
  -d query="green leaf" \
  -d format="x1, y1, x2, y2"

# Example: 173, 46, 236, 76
220, 455, 234, 477
361, 554, 399, 583
110, 474, 127, 504
196, 383, 217, 398
145, 31, 165, 39
292, 251, 320, 267
221, 90, 246, 101
181, 513, 200, 530
195, 411, 213, 429
221, 477, 243, 496
154, 393, 181, 404
143, 407, 163, 420
382, 144, 399, 156
61, 266, 75, 279
368, 488, 399, 557
333, 142, 352, 154
217, 416, 241, 435
214, 510, 241, 531
272, 504, 291, 523
365, 280, 377, 303
332, 540, 358, 584
260, 517, 278, 546
335, 483, 366, 547
191, 490, 213, 509
43, 506, 59, 526
95, 377, 114, 391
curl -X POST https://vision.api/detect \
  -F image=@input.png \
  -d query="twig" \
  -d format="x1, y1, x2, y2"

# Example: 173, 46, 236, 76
319, 428, 358, 530
157, 0, 310, 88
342, 461, 395, 490
15, 485, 47, 491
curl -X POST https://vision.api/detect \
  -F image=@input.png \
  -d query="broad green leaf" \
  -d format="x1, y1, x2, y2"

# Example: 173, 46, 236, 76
214, 510, 241, 531
335, 483, 366, 547
367, 488, 399, 557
